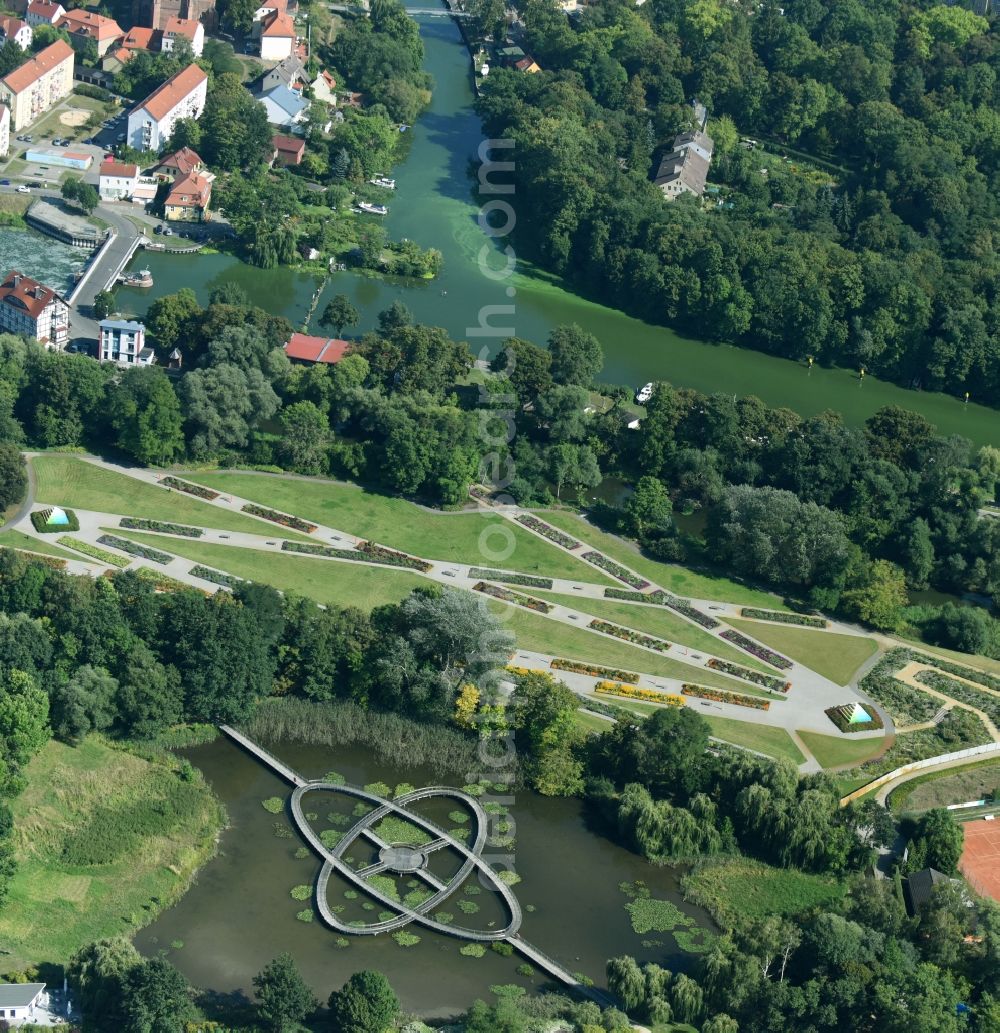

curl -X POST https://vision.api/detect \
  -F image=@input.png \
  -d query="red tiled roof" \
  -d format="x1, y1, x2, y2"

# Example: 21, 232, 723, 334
135, 62, 206, 121
0, 16, 29, 38
320, 69, 335, 87
120, 25, 158, 51
0, 270, 63, 319
271, 133, 303, 156
283, 333, 350, 364
26, 1, 64, 19
262, 9, 294, 36
100, 158, 137, 177
57, 8, 122, 40
163, 16, 200, 40
166, 169, 211, 208
156, 145, 203, 176
0, 39, 72, 94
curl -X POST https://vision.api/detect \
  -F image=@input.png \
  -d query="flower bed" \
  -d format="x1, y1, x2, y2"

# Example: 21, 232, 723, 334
505, 665, 550, 679
469, 484, 497, 504
740, 608, 827, 628
681, 685, 770, 711
473, 582, 551, 613
280, 539, 432, 573
468, 568, 553, 590
119, 517, 203, 538
551, 658, 639, 683
97, 534, 172, 565
516, 514, 581, 550
358, 541, 432, 573
596, 680, 685, 707
135, 566, 198, 593
281, 540, 355, 558
57, 536, 130, 568
17, 553, 66, 569
160, 476, 219, 500
604, 588, 651, 603
915, 669, 1000, 728
589, 619, 670, 652
190, 565, 243, 589
706, 659, 790, 693
242, 503, 317, 533
581, 551, 650, 589
30, 507, 79, 533
825, 702, 883, 732
662, 596, 719, 630
719, 629, 792, 670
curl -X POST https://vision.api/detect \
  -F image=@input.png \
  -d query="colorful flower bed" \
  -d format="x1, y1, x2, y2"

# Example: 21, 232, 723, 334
706, 659, 790, 693
135, 566, 198, 593
589, 619, 670, 652
681, 685, 770, 711
551, 658, 639, 683
596, 681, 685, 707
604, 588, 651, 603
581, 551, 650, 589
242, 503, 317, 533
662, 596, 719, 629
119, 517, 204, 538
358, 542, 432, 572
97, 534, 172, 565
505, 665, 550, 679
825, 702, 883, 732
19, 553, 66, 569
281, 539, 432, 573
719, 629, 792, 670
474, 582, 552, 613
516, 514, 581, 550
740, 607, 827, 628
468, 568, 553, 589
190, 565, 243, 589
58, 536, 131, 568
160, 476, 219, 500
30, 507, 79, 533
469, 484, 497, 504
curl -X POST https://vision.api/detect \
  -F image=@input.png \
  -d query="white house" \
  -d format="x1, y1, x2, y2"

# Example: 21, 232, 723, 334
0, 271, 68, 348
100, 318, 153, 364
0, 983, 47, 1025
258, 83, 306, 128
126, 62, 206, 152
0, 105, 9, 160
161, 16, 204, 57
257, 9, 295, 60
25, 0, 65, 26
0, 16, 32, 49
98, 157, 138, 199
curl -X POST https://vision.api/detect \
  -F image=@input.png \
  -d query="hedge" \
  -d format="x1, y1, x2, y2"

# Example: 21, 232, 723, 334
281, 539, 432, 572
604, 588, 651, 603
681, 685, 770, 710
97, 534, 172, 564
160, 476, 218, 500
359, 541, 432, 572
662, 596, 719, 629
31, 507, 79, 533
242, 503, 317, 533
581, 551, 650, 590
740, 608, 827, 628
516, 514, 581, 549
550, 658, 639, 683
468, 568, 553, 589
473, 582, 551, 613
595, 680, 685, 706
135, 566, 200, 593
719, 629, 792, 670
58, 536, 130, 568
825, 702, 884, 732
589, 619, 670, 652
706, 658, 790, 693
119, 517, 203, 538
190, 565, 243, 589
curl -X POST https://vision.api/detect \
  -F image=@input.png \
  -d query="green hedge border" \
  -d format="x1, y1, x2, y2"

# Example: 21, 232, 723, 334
31, 508, 79, 533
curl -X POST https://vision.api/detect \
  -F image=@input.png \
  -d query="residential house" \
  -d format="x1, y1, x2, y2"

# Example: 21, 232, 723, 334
513, 56, 540, 72
283, 332, 351, 365
161, 15, 203, 55
904, 868, 952, 916
653, 128, 714, 200
103, 25, 161, 71
100, 318, 154, 364
131, 0, 216, 32
126, 62, 207, 152
0, 17, 32, 49
311, 68, 336, 104
152, 144, 203, 179
0, 105, 8, 159
0, 983, 48, 1025
253, 0, 292, 21
57, 9, 123, 57
164, 167, 211, 221
0, 271, 68, 347
258, 82, 305, 128
271, 133, 303, 166
98, 157, 138, 199
25, 0, 65, 26
259, 52, 305, 93
257, 8, 295, 60
0, 39, 73, 131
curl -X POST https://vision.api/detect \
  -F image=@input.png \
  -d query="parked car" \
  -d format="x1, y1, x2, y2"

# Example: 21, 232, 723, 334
0, 180, 9, 186
163, 227, 173, 236
16, 185, 29, 193
116, 133, 126, 142
153, 224, 162, 234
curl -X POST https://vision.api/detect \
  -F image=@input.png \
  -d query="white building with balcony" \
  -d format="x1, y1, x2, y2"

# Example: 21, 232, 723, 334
126, 62, 206, 153
0, 271, 68, 348
99, 318, 154, 364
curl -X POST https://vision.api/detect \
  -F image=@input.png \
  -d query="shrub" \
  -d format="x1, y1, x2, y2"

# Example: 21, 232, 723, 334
719, 629, 792, 669
97, 534, 172, 564
706, 659, 790, 693
459, 943, 486, 956
589, 618, 670, 651
119, 518, 204, 538
474, 581, 551, 612
189, 565, 242, 589
242, 503, 317, 533
282, 539, 431, 572
468, 568, 553, 589
596, 680, 685, 707
604, 588, 651, 602
393, 931, 420, 946
740, 607, 826, 628
681, 685, 770, 710
358, 541, 432, 572
31, 507, 79, 533
57, 536, 130, 567
290, 885, 311, 900
134, 567, 195, 592
662, 595, 719, 629
262, 797, 284, 813
551, 658, 639, 683
516, 514, 581, 549
160, 476, 218, 500
581, 551, 650, 589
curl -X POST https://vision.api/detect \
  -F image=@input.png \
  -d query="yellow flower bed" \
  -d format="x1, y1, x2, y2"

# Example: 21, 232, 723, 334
505, 665, 552, 679
595, 681, 685, 707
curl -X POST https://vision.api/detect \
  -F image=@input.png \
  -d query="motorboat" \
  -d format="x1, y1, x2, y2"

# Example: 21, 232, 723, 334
635, 382, 654, 405
358, 202, 388, 215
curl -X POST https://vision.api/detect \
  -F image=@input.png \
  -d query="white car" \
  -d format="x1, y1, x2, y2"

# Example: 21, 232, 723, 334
16, 185, 29, 193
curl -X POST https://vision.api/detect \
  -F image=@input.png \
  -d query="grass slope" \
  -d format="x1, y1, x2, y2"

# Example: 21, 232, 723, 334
184, 471, 613, 584
0, 530, 80, 561
536, 590, 769, 672
703, 715, 805, 766
797, 730, 886, 769
727, 619, 878, 685
887, 758, 1000, 813
32, 456, 314, 541
114, 532, 427, 611
542, 511, 790, 608
0, 736, 221, 968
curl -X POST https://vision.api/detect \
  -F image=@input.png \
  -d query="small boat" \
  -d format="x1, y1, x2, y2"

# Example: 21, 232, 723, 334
122, 268, 153, 287
358, 202, 388, 216
369, 176, 396, 189
635, 382, 654, 405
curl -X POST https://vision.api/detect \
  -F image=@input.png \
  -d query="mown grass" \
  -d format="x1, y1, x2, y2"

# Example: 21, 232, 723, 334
572, 710, 614, 735
114, 532, 427, 611
887, 758, 1000, 813
542, 511, 789, 608
682, 857, 847, 928
31, 456, 314, 541
727, 618, 878, 685
0, 736, 222, 969
797, 730, 887, 769
702, 716, 805, 766
183, 471, 614, 584
0, 530, 79, 561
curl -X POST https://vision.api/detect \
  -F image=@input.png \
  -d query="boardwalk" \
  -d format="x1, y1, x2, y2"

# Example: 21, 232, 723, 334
219, 725, 307, 787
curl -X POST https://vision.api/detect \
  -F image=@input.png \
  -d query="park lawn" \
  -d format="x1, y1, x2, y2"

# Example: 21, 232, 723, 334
542, 511, 789, 608
726, 618, 878, 685
887, 758, 1000, 813
0, 736, 222, 969
702, 715, 805, 766
114, 532, 427, 611
682, 857, 847, 929
797, 730, 887, 769
31, 456, 316, 541
501, 608, 762, 693
572, 710, 614, 736
0, 530, 80, 561
535, 591, 770, 672
184, 471, 614, 585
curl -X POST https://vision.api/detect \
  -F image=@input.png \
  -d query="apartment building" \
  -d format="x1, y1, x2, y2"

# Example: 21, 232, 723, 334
0, 271, 69, 348
0, 39, 73, 131
126, 62, 206, 152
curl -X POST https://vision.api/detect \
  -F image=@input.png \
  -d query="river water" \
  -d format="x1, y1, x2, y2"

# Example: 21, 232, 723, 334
135, 736, 710, 1016
0, 226, 86, 292
108, 9, 1000, 447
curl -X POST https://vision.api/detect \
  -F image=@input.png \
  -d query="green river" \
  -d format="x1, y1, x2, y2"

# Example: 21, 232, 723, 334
114, 7, 1000, 449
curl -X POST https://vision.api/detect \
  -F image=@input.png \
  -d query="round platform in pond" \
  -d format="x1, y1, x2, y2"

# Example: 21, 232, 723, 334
379, 844, 426, 873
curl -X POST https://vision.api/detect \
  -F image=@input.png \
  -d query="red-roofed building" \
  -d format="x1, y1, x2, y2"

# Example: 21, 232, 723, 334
57, 9, 123, 56
258, 8, 294, 60
283, 333, 351, 365
25, 0, 65, 26
271, 133, 304, 166
311, 68, 336, 104
153, 145, 204, 180
0, 39, 73, 130
0, 16, 32, 49
99, 157, 138, 199
126, 62, 207, 151
164, 168, 211, 221
0, 270, 68, 347
161, 15, 203, 55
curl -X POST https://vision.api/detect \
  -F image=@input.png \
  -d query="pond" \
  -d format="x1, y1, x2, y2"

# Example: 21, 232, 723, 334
134, 736, 712, 1018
